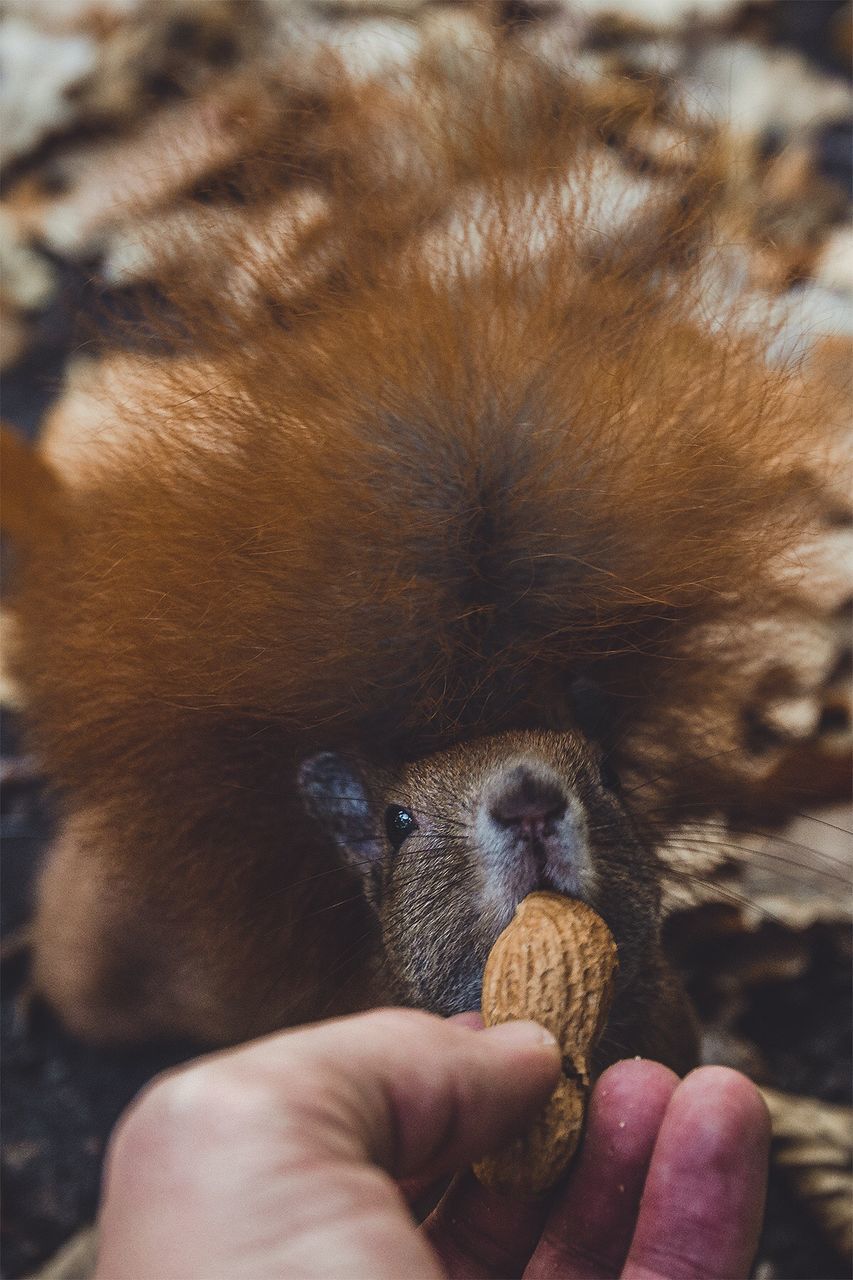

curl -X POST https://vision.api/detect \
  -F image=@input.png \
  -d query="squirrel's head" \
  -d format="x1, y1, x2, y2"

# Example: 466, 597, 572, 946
298, 727, 662, 1017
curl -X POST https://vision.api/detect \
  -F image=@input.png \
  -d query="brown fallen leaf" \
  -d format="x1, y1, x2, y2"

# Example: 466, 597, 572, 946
760, 1087, 853, 1261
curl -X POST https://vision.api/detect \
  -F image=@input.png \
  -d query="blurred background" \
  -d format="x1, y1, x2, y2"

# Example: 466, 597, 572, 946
1, 3, 851, 1278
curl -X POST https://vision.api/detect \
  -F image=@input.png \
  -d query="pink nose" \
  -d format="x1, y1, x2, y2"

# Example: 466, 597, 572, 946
488, 765, 566, 840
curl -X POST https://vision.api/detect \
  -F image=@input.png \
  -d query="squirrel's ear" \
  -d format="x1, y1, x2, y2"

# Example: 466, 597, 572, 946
1, 426, 67, 594
298, 752, 383, 866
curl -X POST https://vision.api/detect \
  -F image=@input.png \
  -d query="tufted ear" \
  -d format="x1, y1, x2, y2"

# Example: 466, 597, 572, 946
297, 752, 383, 872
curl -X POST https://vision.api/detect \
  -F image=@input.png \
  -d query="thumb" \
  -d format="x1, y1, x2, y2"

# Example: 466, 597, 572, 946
242, 1007, 562, 1182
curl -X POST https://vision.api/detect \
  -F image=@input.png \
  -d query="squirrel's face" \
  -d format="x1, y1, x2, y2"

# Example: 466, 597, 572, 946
299, 729, 664, 1015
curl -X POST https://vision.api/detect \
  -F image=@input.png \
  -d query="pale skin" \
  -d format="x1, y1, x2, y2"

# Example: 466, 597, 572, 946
95, 1009, 770, 1280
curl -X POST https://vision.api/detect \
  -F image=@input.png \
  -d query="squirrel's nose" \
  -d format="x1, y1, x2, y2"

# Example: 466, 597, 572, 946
487, 764, 567, 840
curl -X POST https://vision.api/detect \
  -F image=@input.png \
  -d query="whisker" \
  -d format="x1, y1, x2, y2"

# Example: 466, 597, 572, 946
302, 892, 371, 920
660, 867, 786, 925
619, 745, 746, 798
586, 816, 852, 875
317, 930, 383, 1019
783, 811, 853, 837
656, 838, 851, 887
627, 789, 853, 838
618, 814, 852, 870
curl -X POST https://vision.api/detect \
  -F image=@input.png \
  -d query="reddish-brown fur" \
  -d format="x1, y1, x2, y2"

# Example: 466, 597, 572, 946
3, 50, 838, 1049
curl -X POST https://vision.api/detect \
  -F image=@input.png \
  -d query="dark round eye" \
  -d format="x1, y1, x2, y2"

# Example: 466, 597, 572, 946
599, 757, 621, 793
384, 805, 418, 850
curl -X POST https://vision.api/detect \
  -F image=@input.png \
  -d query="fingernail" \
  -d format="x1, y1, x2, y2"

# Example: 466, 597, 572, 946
483, 1020, 559, 1050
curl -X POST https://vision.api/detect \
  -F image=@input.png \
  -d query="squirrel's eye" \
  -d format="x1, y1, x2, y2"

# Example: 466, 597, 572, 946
599, 758, 621, 792
384, 805, 418, 850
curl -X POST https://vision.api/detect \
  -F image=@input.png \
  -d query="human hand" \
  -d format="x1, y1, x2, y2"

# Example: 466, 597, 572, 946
94, 1009, 769, 1280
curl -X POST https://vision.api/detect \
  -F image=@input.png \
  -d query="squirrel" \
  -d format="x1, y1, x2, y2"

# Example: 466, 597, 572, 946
1, 47, 841, 1077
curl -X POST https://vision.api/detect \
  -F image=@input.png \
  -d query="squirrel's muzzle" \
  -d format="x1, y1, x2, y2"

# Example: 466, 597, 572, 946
476, 758, 593, 908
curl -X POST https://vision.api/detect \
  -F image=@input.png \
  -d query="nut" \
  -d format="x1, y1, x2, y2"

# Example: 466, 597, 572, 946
473, 892, 618, 1196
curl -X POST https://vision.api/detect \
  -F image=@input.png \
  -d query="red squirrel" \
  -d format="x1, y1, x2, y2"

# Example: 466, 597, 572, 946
2, 50, 839, 1075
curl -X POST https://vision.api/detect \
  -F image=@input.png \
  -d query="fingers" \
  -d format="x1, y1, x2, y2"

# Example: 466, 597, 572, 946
441, 1060, 769, 1280
524, 1059, 679, 1279
622, 1066, 770, 1280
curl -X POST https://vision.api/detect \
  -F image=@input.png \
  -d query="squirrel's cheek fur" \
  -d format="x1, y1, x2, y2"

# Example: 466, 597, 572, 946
3, 48, 844, 1047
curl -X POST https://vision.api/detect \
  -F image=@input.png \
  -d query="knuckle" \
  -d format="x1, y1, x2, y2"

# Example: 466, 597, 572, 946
115, 1058, 285, 1161
108, 1077, 184, 1171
